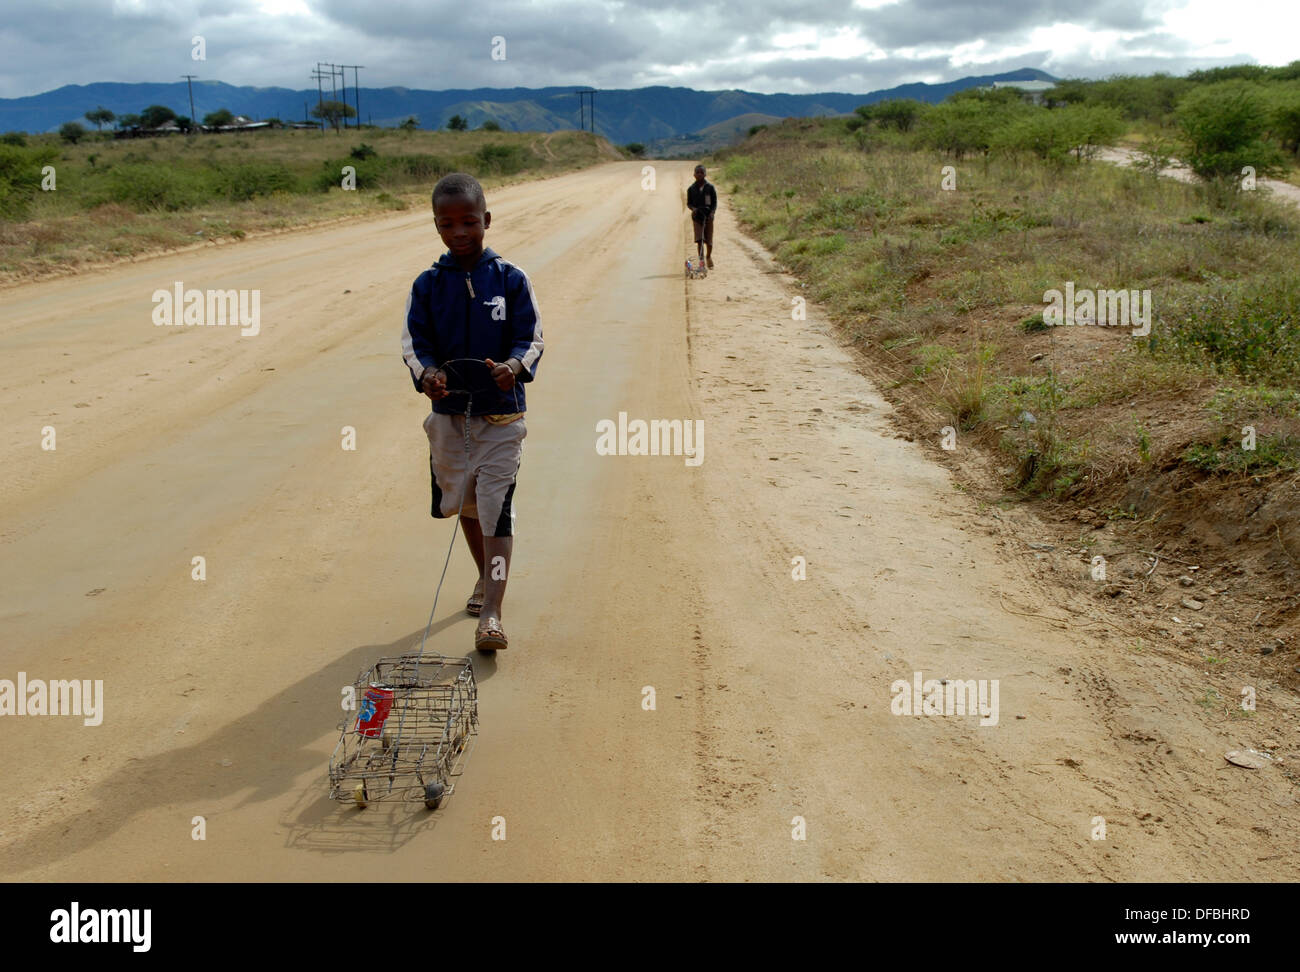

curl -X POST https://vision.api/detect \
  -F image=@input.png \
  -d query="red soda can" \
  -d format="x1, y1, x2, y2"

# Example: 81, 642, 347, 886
356, 684, 394, 738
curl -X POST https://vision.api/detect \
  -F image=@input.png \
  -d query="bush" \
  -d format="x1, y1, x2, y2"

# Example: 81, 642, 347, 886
1177, 82, 1286, 191
140, 105, 176, 129
216, 161, 298, 201
0, 143, 57, 220
398, 154, 450, 180
480, 120, 502, 131
1164, 275, 1300, 381
474, 143, 526, 175
919, 99, 1018, 159
1267, 82, 1300, 154
350, 143, 378, 160
1, 132, 27, 146
97, 164, 208, 211
60, 122, 87, 144
316, 153, 451, 191
992, 105, 1123, 163
870, 98, 926, 132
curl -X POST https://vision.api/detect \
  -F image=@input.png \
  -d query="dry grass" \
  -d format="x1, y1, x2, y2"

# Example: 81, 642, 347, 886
0, 128, 617, 282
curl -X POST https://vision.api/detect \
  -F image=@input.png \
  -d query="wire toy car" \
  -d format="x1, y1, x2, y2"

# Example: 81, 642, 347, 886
329, 653, 479, 810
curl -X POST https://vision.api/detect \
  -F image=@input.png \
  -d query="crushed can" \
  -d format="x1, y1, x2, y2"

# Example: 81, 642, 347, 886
356, 684, 395, 738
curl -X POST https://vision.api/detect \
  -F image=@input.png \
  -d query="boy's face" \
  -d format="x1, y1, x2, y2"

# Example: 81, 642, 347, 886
434, 194, 491, 258
694, 167, 705, 183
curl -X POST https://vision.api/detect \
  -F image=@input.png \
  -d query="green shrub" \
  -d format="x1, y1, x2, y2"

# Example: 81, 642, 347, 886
474, 143, 526, 174
216, 161, 298, 201
992, 105, 1123, 163
1163, 275, 1300, 381
96, 164, 209, 211
1177, 82, 1287, 191
0, 143, 58, 219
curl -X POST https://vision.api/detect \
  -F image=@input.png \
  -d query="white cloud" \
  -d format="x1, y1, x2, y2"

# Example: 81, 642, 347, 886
0, 0, 1293, 99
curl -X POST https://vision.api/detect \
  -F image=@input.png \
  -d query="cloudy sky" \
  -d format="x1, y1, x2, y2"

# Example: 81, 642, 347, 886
0, 0, 1294, 99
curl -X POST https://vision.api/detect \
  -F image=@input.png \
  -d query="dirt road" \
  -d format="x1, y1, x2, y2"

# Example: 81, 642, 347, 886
1, 161, 1296, 881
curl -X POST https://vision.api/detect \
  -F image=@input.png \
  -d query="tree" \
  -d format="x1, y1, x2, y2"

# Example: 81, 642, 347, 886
623, 142, 645, 157
1268, 84, 1300, 154
175, 116, 194, 133
117, 113, 141, 131
310, 100, 356, 132
203, 108, 235, 128
84, 106, 115, 131
140, 104, 177, 129
59, 121, 87, 144
1177, 81, 1286, 193
871, 98, 925, 132
446, 114, 468, 131
991, 104, 1123, 163
398, 116, 419, 131
480, 119, 501, 131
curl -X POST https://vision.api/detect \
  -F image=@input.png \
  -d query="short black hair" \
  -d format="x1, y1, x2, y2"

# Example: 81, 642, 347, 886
432, 172, 486, 212
694, 164, 705, 172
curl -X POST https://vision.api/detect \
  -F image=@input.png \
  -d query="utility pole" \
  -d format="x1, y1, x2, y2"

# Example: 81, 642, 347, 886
577, 88, 596, 133
340, 64, 364, 129
310, 64, 329, 131
322, 62, 345, 132
182, 74, 198, 133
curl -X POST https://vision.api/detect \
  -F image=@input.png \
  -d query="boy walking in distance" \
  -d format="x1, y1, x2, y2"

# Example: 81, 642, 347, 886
401, 172, 544, 652
687, 164, 717, 268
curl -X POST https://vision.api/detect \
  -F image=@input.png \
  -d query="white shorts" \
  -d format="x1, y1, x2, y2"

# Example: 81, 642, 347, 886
423, 411, 526, 537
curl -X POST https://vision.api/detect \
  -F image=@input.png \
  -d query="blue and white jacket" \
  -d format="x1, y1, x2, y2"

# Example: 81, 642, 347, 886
401, 247, 544, 415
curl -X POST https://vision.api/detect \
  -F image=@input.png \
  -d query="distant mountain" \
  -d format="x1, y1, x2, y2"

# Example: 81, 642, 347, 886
0, 70, 1056, 143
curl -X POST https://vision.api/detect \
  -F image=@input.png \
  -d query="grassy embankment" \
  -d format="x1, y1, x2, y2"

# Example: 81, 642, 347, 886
717, 116, 1300, 534
0, 127, 620, 282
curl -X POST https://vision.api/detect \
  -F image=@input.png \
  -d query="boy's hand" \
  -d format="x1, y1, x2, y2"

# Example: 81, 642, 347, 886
485, 358, 520, 391
420, 366, 449, 401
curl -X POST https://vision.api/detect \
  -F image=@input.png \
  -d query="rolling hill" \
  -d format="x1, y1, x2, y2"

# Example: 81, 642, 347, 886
0, 69, 1056, 144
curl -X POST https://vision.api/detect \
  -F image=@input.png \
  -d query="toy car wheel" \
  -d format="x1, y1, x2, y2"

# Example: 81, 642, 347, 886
353, 783, 369, 809
424, 781, 446, 810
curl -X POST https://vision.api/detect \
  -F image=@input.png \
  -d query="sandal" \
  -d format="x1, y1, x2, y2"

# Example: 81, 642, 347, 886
466, 578, 485, 617
475, 617, 508, 653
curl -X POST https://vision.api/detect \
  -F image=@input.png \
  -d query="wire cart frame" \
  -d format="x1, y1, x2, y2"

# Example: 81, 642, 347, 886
328, 653, 479, 810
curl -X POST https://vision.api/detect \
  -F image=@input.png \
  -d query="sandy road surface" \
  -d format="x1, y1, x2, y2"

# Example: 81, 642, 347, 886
1, 161, 1296, 881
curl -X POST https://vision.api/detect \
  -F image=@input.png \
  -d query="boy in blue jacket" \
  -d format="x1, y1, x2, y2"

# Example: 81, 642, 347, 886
401, 172, 544, 652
